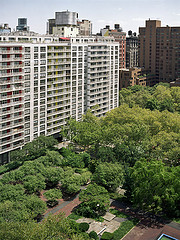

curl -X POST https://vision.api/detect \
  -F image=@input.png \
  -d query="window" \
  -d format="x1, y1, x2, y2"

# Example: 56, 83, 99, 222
34, 47, 38, 52
34, 53, 38, 59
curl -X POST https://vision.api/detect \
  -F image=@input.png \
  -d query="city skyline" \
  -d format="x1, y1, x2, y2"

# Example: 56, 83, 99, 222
1, 0, 180, 35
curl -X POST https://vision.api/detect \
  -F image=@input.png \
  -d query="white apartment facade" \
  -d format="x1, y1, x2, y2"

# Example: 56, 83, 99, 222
0, 33, 119, 164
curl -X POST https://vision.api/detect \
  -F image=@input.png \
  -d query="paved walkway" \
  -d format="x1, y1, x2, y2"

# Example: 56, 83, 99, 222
111, 200, 180, 240
40, 191, 81, 219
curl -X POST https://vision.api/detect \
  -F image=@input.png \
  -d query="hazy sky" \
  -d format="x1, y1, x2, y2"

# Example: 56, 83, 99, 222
0, 0, 180, 35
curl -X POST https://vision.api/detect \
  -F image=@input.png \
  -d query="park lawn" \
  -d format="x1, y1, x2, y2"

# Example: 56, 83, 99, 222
109, 208, 139, 240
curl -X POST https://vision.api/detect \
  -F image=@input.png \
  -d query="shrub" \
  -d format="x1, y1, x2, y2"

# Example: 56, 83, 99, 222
89, 231, 98, 239
69, 220, 80, 233
0, 161, 21, 175
59, 147, 72, 158
101, 232, 113, 240
44, 189, 62, 201
79, 222, 89, 232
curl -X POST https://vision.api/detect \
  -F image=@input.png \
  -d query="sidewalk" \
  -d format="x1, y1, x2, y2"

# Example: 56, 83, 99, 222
40, 191, 81, 219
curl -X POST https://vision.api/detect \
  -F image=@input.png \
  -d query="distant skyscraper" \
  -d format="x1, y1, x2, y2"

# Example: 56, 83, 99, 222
47, 10, 79, 37
139, 19, 180, 85
16, 18, 29, 31
100, 24, 126, 68
77, 20, 92, 36
126, 31, 138, 68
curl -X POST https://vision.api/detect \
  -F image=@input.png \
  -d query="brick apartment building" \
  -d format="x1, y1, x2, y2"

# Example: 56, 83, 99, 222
139, 19, 180, 85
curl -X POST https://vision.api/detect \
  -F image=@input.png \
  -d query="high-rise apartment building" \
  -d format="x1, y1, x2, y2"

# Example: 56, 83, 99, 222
139, 19, 180, 85
126, 31, 138, 68
47, 10, 79, 37
0, 33, 119, 164
16, 18, 30, 32
77, 20, 92, 36
100, 24, 126, 68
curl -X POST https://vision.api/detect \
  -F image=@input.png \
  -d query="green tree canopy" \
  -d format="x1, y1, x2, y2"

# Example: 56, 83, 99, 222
126, 159, 180, 217
93, 162, 124, 192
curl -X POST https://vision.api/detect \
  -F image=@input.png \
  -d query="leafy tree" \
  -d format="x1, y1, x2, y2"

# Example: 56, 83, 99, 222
0, 184, 25, 202
64, 152, 85, 168
10, 136, 58, 163
21, 195, 47, 219
44, 189, 62, 201
96, 146, 116, 163
23, 174, 46, 194
0, 200, 31, 223
125, 159, 180, 217
62, 174, 81, 194
44, 150, 63, 166
44, 167, 64, 186
93, 162, 124, 192
0, 213, 91, 240
63, 110, 103, 150
77, 183, 110, 217
0, 194, 47, 223
65, 183, 81, 195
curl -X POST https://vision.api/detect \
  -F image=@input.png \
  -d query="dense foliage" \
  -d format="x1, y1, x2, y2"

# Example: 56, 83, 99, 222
63, 85, 180, 217
0, 85, 179, 239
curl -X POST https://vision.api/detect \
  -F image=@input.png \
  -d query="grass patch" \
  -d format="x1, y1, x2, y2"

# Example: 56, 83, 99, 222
68, 212, 82, 220
94, 216, 104, 222
113, 219, 139, 240
109, 209, 129, 219
173, 218, 180, 224
68, 212, 104, 222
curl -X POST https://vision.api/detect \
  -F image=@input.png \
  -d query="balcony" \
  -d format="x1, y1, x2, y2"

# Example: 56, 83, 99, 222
0, 63, 24, 69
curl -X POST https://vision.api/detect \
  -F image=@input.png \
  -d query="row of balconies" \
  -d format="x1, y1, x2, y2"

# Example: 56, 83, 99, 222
1, 92, 23, 100
47, 85, 70, 91
0, 127, 24, 137
0, 49, 23, 54
89, 52, 110, 57
89, 72, 109, 78
47, 49, 71, 53
0, 76, 24, 84
47, 78, 71, 85
47, 90, 70, 98
0, 106, 24, 115
0, 63, 24, 69
47, 66, 71, 72
1, 133, 24, 144
89, 68, 109, 73
0, 140, 24, 153
47, 60, 70, 65
0, 56, 24, 62
47, 55, 70, 59
0, 119, 24, 130
47, 107, 70, 117
47, 102, 70, 111
89, 62, 110, 68
1, 113, 23, 123
0, 98, 23, 107
47, 114, 69, 124
47, 97, 70, 104
0, 85, 23, 93
0, 71, 24, 77
89, 58, 110, 63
